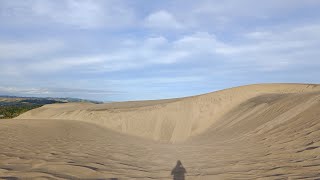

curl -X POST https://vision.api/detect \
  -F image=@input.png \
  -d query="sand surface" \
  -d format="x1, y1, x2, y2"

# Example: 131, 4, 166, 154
1, 83, 320, 179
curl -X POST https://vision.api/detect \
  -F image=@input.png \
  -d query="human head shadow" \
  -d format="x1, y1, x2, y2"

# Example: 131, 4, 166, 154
171, 160, 186, 180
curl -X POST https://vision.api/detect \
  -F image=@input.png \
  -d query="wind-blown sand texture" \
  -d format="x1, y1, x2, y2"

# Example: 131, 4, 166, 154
0, 83, 319, 179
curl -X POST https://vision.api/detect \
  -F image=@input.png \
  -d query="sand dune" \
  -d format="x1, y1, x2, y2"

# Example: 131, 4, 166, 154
1, 83, 320, 179
17, 83, 320, 143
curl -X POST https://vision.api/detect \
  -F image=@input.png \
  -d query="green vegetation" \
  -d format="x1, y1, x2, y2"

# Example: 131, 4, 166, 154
0, 105, 42, 119
0, 95, 102, 119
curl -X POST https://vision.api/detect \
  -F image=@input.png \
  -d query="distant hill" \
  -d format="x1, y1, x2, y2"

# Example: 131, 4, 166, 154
0, 95, 102, 105
0, 95, 102, 119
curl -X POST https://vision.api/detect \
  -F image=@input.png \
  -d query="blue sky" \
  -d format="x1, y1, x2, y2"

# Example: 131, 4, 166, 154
0, 0, 320, 101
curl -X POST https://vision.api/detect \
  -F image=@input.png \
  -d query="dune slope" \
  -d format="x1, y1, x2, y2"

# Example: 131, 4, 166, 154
0, 83, 319, 179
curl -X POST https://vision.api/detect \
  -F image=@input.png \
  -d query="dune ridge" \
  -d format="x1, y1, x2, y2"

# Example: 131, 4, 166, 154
17, 83, 320, 143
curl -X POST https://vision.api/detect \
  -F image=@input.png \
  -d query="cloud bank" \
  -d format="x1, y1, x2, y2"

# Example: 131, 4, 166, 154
0, 0, 319, 101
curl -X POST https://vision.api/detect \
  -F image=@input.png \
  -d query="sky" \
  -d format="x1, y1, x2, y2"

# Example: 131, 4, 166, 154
0, 0, 320, 101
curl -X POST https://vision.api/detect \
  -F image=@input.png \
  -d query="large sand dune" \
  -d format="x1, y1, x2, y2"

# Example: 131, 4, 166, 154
1, 83, 320, 179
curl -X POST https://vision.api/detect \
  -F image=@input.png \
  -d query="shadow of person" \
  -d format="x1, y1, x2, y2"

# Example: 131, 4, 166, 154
171, 160, 186, 180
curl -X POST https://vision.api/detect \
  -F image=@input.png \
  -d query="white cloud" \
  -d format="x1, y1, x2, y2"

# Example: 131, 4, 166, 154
16, 23, 320, 74
1, 21, 319, 78
173, 32, 226, 53
107, 76, 205, 85
244, 25, 320, 42
166, 0, 320, 31
144, 10, 183, 29
0, 86, 120, 95
24, 36, 192, 73
244, 31, 273, 39
10, 33, 221, 74
215, 24, 320, 71
0, 39, 64, 59
0, 86, 49, 95
0, 0, 135, 29
194, 0, 320, 18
